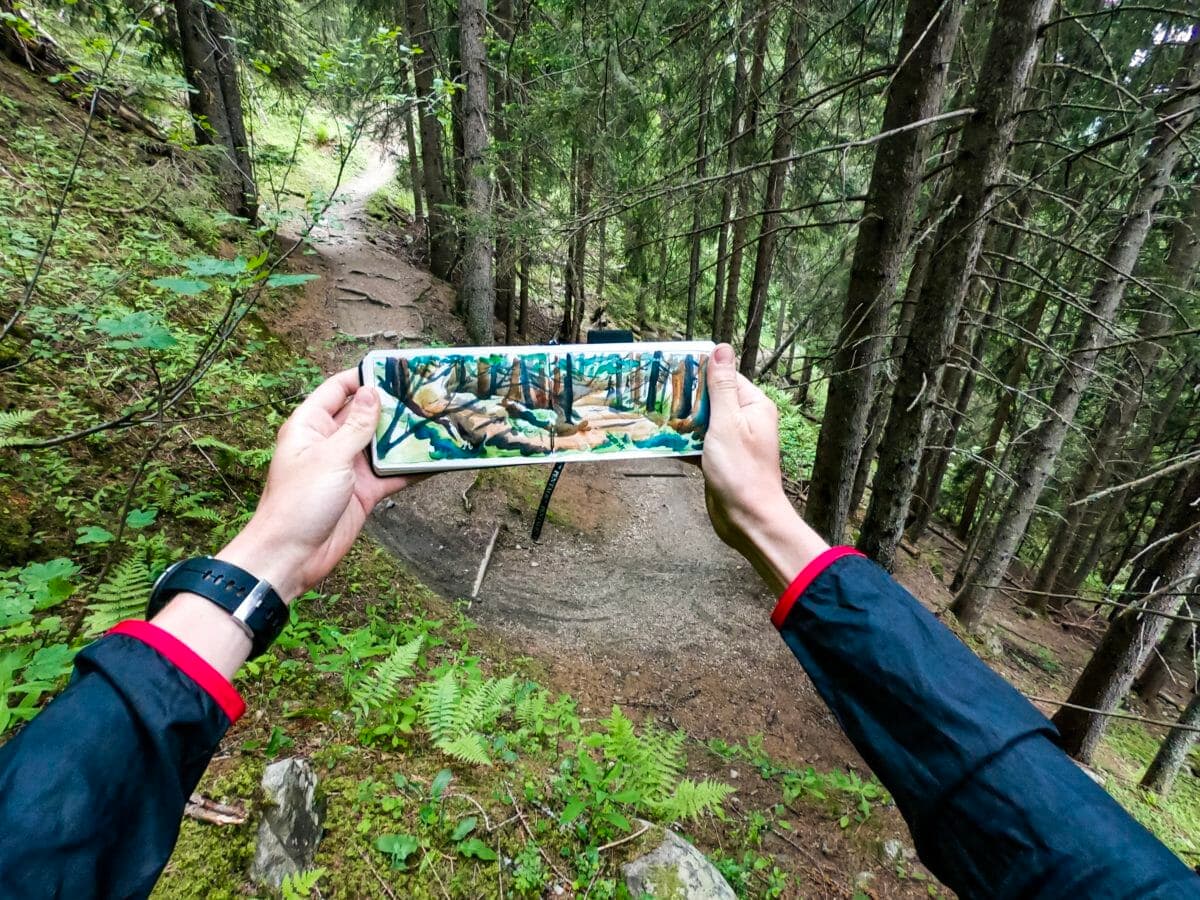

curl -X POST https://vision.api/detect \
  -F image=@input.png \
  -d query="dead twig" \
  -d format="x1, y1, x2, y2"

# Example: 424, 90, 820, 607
506, 786, 570, 886
358, 848, 400, 900
470, 524, 501, 600
597, 821, 652, 853
184, 794, 247, 826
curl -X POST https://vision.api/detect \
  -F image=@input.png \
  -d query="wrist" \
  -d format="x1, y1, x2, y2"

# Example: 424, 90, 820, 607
739, 498, 829, 595
217, 524, 307, 604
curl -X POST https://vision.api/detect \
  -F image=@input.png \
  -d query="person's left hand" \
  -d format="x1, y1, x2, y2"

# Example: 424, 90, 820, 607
217, 369, 422, 602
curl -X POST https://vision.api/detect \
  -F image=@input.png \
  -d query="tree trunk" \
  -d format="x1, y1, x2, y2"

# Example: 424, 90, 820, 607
1141, 690, 1200, 796
406, 0, 456, 280
174, 0, 257, 220
1058, 362, 1195, 597
518, 139, 532, 338
951, 35, 1200, 628
804, 0, 963, 541
458, 0, 494, 343
685, 70, 710, 341
1134, 592, 1197, 703
740, 4, 807, 377
716, 8, 770, 345
1052, 467, 1200, 763
1040, 185, 1200, 603
857, 0, 1054, 569
710, 1, 758, 342
404, 96, 425, 221
493, 0, 516, 343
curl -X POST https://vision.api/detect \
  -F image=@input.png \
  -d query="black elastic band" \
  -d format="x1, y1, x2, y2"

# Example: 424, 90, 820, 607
531, 462, 564, 542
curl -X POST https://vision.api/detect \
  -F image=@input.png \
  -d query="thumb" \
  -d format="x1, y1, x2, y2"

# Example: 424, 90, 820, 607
328, 386, 380, 459
706, 343, 741, 418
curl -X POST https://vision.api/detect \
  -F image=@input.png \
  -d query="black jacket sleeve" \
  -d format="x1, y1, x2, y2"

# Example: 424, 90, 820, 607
773, 548, 1199, 899
0, 624, 238, 900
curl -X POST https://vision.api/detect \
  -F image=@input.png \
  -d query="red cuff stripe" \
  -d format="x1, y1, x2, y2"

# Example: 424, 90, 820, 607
771, 546, 865, 629
108, 620, 246, 723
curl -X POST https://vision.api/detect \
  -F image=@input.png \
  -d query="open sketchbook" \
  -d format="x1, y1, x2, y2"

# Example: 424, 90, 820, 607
360, 342, 713, 474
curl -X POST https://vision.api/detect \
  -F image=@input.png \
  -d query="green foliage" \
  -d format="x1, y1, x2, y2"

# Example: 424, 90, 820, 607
350, 636, 422, 717
82, 555, 154, 636
417, 670, 517, 765
0, 410, 37, 448
761, 385, 818, 480
280, 867, 327, 899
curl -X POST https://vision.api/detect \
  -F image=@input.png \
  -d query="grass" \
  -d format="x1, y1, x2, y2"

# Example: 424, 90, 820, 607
1097, 723, 1200, 864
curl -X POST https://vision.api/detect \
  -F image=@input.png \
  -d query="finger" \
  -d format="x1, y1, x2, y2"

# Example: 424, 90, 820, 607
295, 369, 362, 422
735, 373, 772, 409
326, 384, 381, 459
706, 343, 742, 419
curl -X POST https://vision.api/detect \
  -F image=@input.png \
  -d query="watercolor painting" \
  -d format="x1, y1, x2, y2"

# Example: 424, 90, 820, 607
363, 343, 712, 473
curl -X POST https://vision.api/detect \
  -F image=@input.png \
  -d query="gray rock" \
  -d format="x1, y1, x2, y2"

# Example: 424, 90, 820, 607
881, 838, 904, 864
853, 871, 875, 891
622, 826, 736, 900
982, 629, 1005, 659
251, 757, 325, 888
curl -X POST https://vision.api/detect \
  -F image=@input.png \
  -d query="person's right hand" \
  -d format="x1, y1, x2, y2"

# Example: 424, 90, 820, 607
701, 343, 828, 594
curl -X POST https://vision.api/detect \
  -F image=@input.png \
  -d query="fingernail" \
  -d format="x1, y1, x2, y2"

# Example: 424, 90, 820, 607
713, 343, 734, 365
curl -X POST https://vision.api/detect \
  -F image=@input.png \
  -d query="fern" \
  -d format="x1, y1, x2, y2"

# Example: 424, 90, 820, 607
588, 706, 730, 820
0, 410, 36, 448
515, 687, 548, 730
651, 779, 734, 821
418, 672, 516, 765
83, 556, 153, 636
281, 866, 327, 899
350, 636, 422, 717
192, 435, 274, 469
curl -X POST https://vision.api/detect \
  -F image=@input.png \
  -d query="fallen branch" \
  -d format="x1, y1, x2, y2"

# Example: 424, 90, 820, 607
596, 821, 652, 853
184, 794, 247, 826
470, 524, 501, 599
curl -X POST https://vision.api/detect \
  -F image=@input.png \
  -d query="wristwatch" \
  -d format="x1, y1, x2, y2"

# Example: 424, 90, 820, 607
146, 557, 289, 659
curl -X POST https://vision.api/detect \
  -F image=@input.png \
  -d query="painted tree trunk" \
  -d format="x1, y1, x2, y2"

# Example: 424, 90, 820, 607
174, 0, 257, 220
857, 0, 1054, 569
740, 3, 807, 377
805, 0, 964, 542
1052, 467, 1200, 763
1141, 690, 1200, 796
405, 0, 456, 280
951, 36, 1200, 628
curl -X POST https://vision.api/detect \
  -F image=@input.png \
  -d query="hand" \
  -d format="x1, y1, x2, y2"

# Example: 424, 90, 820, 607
701, 344, 827, 594
217, 369, 421, 603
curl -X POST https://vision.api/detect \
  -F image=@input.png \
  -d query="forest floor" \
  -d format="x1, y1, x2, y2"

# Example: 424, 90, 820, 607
271, 146, 1200, 895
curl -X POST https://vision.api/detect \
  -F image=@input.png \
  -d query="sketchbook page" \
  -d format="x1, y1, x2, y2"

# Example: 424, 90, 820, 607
365, 342, 713, 474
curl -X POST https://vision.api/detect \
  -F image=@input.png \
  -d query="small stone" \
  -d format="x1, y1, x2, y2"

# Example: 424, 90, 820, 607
531, 561, 539, 567
729, 769, 739, 779
820, 842, 835, 857
251, 758, 325, 888
384, 499, 396, 509
553, 886, 564, 896
881, 839, 904, 864
382, 330, 398, 339
852, 871, 875, 892
983, 629, 1004, 658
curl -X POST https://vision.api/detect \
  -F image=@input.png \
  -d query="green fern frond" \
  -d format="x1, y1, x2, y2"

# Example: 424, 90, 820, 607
192, 435, 274, 469
178, 507, 224, 524
351, 636, 422, 716
435, 732, 492, 766
281, 866, 327, 900
84, 556, 153, 636
652, 779, 734, 821
515, 688, 548, 729
420, 670, 462, 744
454, 673, 515, 734
0, 410, 36, 448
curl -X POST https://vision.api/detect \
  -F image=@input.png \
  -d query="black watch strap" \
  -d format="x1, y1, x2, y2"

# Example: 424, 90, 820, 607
146, 557, 289, 659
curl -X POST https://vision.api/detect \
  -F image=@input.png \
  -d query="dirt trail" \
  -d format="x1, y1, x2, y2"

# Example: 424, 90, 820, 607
294, 149, 855, 768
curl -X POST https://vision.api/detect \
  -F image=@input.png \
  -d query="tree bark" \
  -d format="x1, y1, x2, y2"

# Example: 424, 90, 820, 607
1134, 591, 1197, 703
951, 35, 1200, 628
685, 70, 710, 340
804, 0, 963, 541
1052, 467, 1200, 763
1141, 690, 1200, 796
716, 7, 769, 345
1039, 184, 1200, 603
710, 0, 758, 342
174, 0, 257, 220
493, 0, 516, 343
406, 0, 456, 280
857, 0, 1054, 568
458, 0, 494, 343
740, 3, 807, 377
